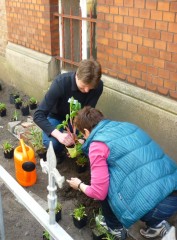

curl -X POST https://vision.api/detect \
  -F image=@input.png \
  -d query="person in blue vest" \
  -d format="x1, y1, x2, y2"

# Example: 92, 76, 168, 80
67, 106, 177, 240
33, 59, 103, 163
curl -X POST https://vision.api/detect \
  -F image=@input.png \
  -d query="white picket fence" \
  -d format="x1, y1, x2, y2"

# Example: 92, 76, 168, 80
0, 142, 73, 240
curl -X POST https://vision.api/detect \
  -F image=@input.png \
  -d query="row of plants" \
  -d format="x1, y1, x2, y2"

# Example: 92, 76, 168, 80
0, 95, 38, 118
43, 205, 115, 240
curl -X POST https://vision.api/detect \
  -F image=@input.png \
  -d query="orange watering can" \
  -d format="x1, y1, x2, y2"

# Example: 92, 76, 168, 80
14, 139, 37, 187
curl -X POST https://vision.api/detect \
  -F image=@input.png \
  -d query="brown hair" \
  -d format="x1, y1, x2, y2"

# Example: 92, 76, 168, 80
74, 106, 104, 133
76, 59, 102, 88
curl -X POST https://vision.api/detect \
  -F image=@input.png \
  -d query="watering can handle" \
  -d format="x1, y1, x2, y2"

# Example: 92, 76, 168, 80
20, 139, 29, 160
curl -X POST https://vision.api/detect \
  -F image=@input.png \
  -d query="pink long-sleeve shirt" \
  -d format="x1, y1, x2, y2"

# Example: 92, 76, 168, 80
85, 141, 110, 200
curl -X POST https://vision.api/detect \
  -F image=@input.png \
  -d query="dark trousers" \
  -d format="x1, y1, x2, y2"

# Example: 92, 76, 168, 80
101, 193, 177, 229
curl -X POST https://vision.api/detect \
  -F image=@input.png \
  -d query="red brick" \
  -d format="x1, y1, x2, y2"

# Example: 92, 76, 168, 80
110, 6, 118, 14
165, 61, 177, 72
97, 5, 110, 13
149, 48, 159, 58
138, 28, 149, 37
170, 2, 177, 12
114, 15, 123, 23
129, 8, 139, 17
136, 79, 146, 88
154, 58, 165, 68
133, 36, 143, 45
155, 40, 166, 50
118, 58, 127, 65
113, 48, 123, 57
97, 37, 109, 45
138, 45, 149, 55
169, 91, 177, 100
139, 9, 150, 19
123, 33, 132, 42
123, 50, 132, 58
124, 16, 133, 25
144, 38, 154, 48
128, 43, 137, 52
136, 62, 147, 72
106, 0, 114, 4
152, 76, 163, 86
172, 53, 177, 63
114, 0, 123, 6
168, 23, 177, 34
145, 19, 155, 29
109, 23, 118, 31
167, 43, 177, 53
105, 14, 114, 22
160, 51, 172, 61
109, 55, 118, 64
151, 10, 163, 21
117, 23, 128, 33
164, 80, 176, 90
170, 72, 177, 82
127, 76, 136, 84
133, 54, 142, 62
127, 60, 136, 69
113, 32, 122, 40
158, 69, 170, 79
147, 66, 158, 75
147, 83, 157, 92
158, 2, 170, 11
163, 12, 175, 22
146, 1, 157, 10
108, 38, 118, 47
131, 70, 141, 78
124, 0, 133, 7
158, 87, 169, 96
149, 30, 160, 40
105, 31, 113, 38
134, 0, 145, 9
97, 12, 105, 20
174, 34, 177, 43
156, 21, 168, 31
119, 7, 128, 16
143, 56, 153, 65
134, 18, 144, 27
128, 26, 138, 35
118, 40, 127, 49
161, 31, 173, 42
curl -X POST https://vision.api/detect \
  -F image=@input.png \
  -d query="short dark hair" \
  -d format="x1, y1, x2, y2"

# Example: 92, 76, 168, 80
74, 106, 104, 133
76, 59, 102, 88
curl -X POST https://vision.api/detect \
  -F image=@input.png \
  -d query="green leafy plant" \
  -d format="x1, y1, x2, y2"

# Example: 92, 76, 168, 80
0, 102, 6, 112
43, 230, 50, 240
55, 201, 62, 213
76, 154, 88, 166
72, 204, 87, 221
29, 97, 37, 104
15, 97, 22, 104
103, 232, 116, 240
11, 110, 20, 121
56, 97, 83, 158
29, 126, 46, 153
2, 141, 14, 153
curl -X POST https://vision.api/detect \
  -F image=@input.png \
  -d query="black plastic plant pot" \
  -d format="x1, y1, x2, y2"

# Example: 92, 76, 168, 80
73, 215, 87, 229
15, 102, 22, 109
56, 210, 62, 222
4, 149, 14, 159
29, 103, 37, 110
0, 109, 6, 117
92, 229, 106, 240
10, 94, 20, 104
36, 149, 47, 161
21, 105, 30, 116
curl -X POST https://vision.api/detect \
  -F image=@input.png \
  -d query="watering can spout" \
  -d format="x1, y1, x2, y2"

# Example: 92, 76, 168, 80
20, 138, 28, 160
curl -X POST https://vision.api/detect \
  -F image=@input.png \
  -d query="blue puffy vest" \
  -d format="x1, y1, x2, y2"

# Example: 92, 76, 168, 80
82, 120, 177, 227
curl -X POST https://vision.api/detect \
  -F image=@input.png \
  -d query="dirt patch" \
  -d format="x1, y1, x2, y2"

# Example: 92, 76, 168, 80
0, 80, 105, 240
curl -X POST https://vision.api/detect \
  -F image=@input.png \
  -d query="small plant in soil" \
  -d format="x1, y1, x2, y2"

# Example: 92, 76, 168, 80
29, 126, 47, 160
0, 102, 6, 117
2, 141, 14, 159
56, 97, 83, 158
9, 92, 20, 104
21, 100, 30, 116
46, 201, 62, 222
72, 204, 87, 229
11, 110, 20, 121
29, 97, 38, 110
42, 230, 50, 240
15, 97, 22, 109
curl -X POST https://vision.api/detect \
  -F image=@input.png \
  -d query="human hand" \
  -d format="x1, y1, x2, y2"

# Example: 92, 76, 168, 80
58, 132, 74, 146
66, 177, 82, 190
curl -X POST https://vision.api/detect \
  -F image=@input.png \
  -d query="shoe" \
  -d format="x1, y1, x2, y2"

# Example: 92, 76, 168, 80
162, 226, 176, 240
140, 220, 171, 239
95, 215, 127, 240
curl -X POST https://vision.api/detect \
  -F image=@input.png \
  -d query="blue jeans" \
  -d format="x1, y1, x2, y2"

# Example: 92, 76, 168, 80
101, 193, 177, 229
43, 117, 64, 154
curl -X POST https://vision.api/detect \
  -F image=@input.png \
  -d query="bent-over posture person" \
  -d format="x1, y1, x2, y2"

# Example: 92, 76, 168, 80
33, 59, 103, 163
67, 106, 177, 240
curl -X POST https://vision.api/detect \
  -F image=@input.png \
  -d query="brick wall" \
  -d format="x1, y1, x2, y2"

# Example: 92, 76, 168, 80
0, 0, 8, 57
97, 0, 177, 100
5, 0, 59, 56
